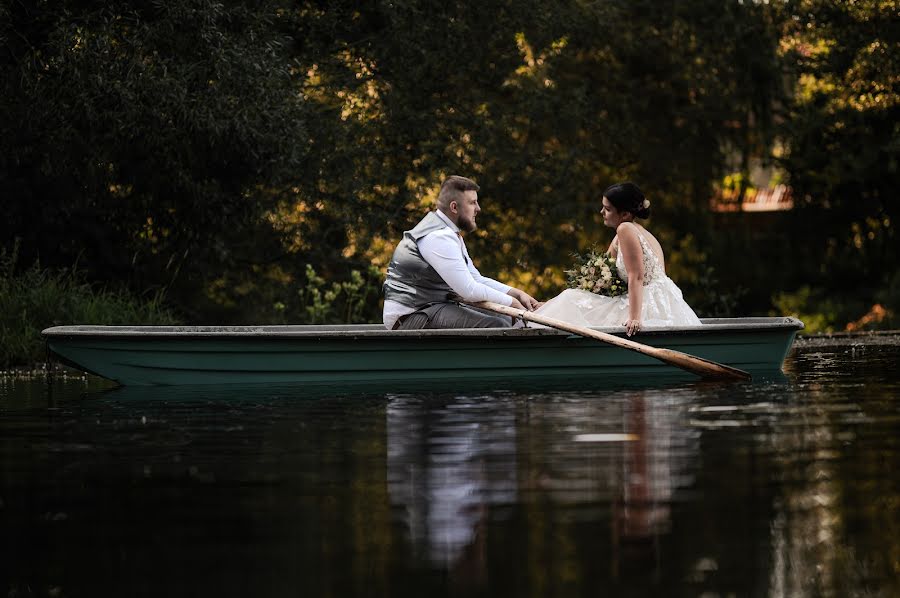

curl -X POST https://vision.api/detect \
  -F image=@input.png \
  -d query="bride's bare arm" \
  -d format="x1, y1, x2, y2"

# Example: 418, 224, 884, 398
607, 236, 618, 258
617, 223, 644, 335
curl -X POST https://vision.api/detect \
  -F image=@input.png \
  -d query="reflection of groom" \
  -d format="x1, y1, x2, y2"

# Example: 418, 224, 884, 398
386, 395, 517, 570
382, 175, 540, 330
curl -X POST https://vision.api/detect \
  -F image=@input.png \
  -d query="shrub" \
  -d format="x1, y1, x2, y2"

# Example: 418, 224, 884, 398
770, 285, 868, 334
292, 264, 383, 325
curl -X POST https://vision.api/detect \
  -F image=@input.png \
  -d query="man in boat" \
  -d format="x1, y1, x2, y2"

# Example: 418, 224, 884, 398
383, 175, 541, 330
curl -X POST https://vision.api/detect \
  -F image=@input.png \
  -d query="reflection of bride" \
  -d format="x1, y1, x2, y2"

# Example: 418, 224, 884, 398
536, 182, 701, 336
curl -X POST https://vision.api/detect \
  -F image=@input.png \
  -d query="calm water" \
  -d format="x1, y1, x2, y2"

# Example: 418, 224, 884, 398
1, 339, 899, 598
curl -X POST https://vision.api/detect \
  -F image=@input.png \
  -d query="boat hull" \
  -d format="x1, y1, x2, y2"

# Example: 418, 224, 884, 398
42, 318, 803, 386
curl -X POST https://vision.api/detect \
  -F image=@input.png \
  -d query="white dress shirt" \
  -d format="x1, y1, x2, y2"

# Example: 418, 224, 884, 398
383, 210, 513, 329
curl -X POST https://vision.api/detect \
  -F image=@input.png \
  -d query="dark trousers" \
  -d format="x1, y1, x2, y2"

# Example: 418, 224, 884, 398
394, 302, 511, 330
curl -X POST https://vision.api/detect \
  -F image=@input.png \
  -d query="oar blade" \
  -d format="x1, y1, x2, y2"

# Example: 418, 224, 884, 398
653, 348, 752, 381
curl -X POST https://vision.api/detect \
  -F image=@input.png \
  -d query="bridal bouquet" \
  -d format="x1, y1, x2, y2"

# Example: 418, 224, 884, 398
565, 248, 628, 297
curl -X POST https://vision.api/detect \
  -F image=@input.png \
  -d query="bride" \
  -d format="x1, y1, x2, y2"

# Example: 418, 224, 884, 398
536, 182, 702, 336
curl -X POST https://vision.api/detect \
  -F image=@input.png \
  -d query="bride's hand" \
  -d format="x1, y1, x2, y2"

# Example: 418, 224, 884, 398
624, 319, 642, 337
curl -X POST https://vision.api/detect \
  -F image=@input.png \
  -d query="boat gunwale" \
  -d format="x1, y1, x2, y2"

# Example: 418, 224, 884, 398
42, 317, 804, 340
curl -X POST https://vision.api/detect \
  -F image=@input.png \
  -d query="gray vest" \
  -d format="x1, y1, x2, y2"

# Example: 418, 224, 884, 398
383, 211, 459, 309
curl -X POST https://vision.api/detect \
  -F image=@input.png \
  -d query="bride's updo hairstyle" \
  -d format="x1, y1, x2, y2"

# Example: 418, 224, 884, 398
604, 182, 650, 219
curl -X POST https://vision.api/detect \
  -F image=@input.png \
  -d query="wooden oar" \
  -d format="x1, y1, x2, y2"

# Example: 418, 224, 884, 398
470, 300, 751, 381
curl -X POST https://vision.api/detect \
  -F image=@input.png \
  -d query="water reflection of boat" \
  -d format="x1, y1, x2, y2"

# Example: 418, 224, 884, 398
385, 388, 702, 580
90, 369, 788, 404
42, 318, 803, 386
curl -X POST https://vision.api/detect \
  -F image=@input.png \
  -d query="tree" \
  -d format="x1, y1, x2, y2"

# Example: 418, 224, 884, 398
0, 0, 313, 320
4, 1, 836, 323
279, 0, 786, 299
778, 0, 899, 288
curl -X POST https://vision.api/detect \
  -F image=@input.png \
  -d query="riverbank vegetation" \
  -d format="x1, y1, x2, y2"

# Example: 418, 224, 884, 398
1, 0, 896, 360
0, 244, 180, 367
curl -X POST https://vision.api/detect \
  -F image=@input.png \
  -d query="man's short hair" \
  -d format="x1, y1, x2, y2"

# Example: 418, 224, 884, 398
436, 175, 480, 210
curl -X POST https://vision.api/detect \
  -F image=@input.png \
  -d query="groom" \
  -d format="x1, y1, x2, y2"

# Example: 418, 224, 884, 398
382, 175, 541, 330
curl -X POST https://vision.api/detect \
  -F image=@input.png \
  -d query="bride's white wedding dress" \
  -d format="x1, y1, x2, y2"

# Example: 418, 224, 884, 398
536, 230, 702, 328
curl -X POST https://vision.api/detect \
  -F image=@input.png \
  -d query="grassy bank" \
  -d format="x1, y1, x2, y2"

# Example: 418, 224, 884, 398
1, 245, 180, 367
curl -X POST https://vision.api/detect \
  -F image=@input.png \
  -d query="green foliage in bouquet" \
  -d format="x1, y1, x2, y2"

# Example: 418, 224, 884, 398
565, 249, 627, 297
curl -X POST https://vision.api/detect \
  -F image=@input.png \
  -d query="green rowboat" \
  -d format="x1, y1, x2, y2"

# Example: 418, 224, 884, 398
42, 317, 803, 386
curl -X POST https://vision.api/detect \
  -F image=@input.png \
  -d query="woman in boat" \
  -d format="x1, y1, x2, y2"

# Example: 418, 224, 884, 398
535, 182, 702, 336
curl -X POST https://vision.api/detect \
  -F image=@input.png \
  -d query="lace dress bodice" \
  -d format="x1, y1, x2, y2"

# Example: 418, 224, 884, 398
616, 230, 665, 286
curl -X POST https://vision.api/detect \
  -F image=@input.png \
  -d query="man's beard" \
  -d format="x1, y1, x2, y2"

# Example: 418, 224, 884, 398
458, 214, 477, 232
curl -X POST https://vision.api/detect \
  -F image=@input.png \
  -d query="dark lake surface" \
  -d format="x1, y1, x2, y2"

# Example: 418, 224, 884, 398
2, 337, 899, 597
